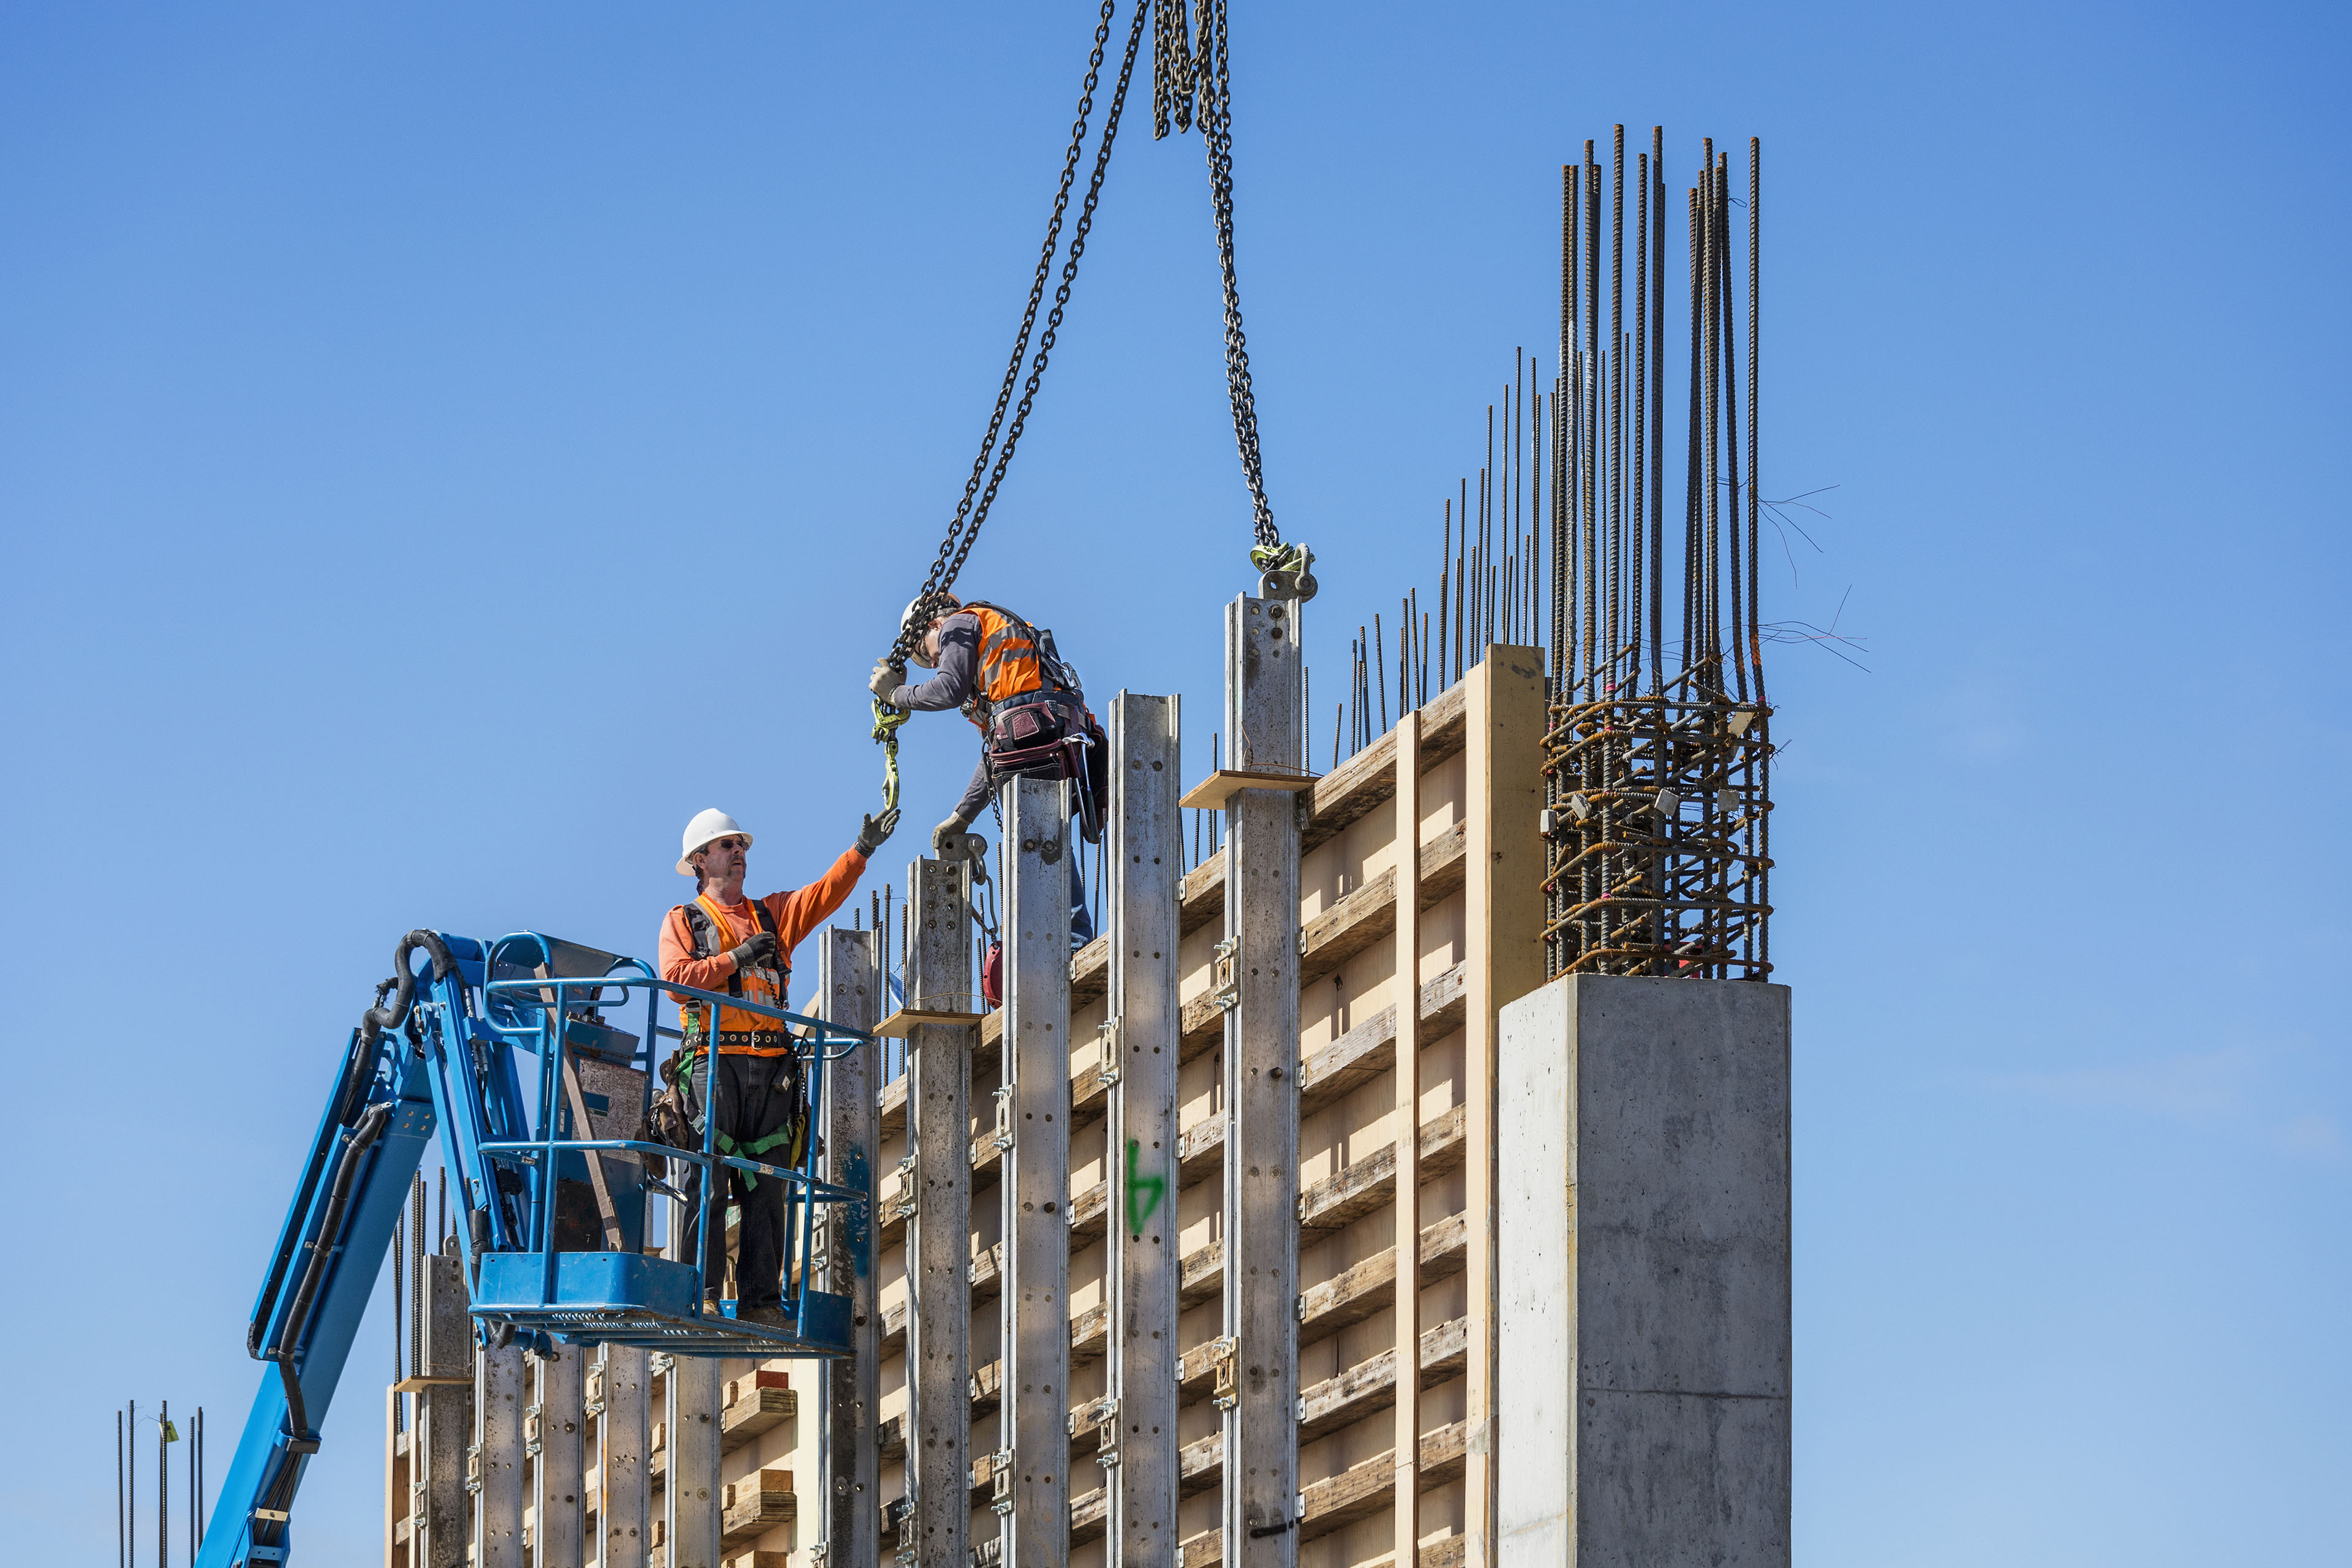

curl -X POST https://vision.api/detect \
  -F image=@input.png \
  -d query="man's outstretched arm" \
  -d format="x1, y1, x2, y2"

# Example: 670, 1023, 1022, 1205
890, 617, 980, 712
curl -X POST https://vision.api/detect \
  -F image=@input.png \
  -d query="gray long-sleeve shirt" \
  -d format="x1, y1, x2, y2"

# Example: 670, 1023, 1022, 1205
889, 609, 1085, 825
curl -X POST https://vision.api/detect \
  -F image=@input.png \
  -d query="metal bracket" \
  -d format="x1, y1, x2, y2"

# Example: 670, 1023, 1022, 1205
463, 1444, 483, 1496
1094, 1017, 1123, 1087
1255, 541, 1317, 603
1077, 1395, 1121, 1467
991, 1084, 1015, 1152
891, 1152, 918, 1221
524, 1404, 543, 1457
1207, 1335, 1240, 1411
989, 1447, 1016, 1515
1211, 938, 1240, 1012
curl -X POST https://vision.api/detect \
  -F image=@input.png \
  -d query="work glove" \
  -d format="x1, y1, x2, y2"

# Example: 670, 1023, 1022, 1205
728, 930, 778, 971
932, 816, 974, 860
855, 807, 902, 857
869, 658, 906, 702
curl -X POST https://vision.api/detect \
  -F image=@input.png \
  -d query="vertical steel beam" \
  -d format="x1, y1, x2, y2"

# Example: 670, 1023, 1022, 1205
1105, 693, 1181, 1567
416, 1254, 473, 1568
818, 927, 884, 1567
905, 855, 975, 1568
532, 1348, 586, 1568
1219, 594, 1303, 1566
473, 1343, 527, 1568
1392, 711, 1423, 1562
661, 1357, 721, 1568
592, 1346, 650, 1568
999, 774, 1074, 1567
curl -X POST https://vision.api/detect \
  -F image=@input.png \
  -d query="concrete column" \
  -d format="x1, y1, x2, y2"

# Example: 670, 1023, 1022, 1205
592, 1346, 650, 1568
415, 1253, 474, 1568
473, 1341, 527, 1568
532, 1347, 586, 1568
1219, 594, 1303, 1566
905, 855, 974, 1568
1105, 693, 1181, 1567
1000, 774, 1073, 1567
1496, 974, 1792, 1568
818, 927, 884, 1567
661, 1357, 722, 1568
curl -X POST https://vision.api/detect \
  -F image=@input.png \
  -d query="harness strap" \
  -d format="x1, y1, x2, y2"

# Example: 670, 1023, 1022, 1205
717, 1123, 805, 1190
680, 896, 788, 1041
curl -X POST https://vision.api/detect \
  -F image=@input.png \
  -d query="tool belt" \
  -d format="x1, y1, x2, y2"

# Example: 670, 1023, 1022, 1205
986, 698, 1107, 843
985, 692, 1076, 756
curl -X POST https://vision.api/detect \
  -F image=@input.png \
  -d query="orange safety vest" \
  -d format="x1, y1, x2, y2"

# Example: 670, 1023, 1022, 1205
960, 601, 1074, 730
676, 895, 795, 1055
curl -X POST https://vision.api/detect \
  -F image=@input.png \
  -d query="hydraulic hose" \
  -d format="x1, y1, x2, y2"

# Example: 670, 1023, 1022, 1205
360, 929, 456, 1052
248, 931, 453, 1356
268, 1098, 394, 1421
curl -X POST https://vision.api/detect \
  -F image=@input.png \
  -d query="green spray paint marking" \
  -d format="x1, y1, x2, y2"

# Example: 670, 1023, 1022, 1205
1125, 1139, 1166, 1236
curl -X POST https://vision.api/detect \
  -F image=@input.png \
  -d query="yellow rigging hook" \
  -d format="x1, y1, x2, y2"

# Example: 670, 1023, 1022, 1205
871, 698, 908, 815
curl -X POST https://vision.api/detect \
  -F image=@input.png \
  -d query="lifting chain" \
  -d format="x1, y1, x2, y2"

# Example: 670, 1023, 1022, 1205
1153, 0, 1295, 579
875, 2, 1305, 805
872, 0, 1149, 812
885, 0, 1151, 671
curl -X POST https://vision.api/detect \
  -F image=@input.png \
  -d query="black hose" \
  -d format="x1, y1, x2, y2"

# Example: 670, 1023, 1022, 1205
270, 1099, 395, 1403
359, 930, 455, 1052
249, 931, 453, 1356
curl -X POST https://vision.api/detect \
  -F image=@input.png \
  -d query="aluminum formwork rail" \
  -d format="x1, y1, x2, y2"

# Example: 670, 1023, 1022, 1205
998, 775, 1074, 1567
1103, 693, 1183, 1567
1219, 595, 1305, 1566
818, 928, 885, 1568
903, 856, 976, 1568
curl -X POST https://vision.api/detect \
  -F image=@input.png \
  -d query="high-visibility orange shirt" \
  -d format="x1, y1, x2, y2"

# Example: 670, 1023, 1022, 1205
658, 846, 869, 1051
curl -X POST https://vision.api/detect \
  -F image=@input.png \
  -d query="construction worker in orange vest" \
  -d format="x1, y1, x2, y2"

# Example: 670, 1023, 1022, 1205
871, 591, 1104, 944
657, 804, 896, 1324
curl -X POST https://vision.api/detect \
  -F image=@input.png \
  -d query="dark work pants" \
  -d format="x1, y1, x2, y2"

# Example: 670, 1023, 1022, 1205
1066, 803, 1096, 945
680, 1051, 800, 1308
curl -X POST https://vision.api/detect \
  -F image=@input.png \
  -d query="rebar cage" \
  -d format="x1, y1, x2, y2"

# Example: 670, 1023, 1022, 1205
1538, 130, 1774, 981
1542, 688, 1770, 978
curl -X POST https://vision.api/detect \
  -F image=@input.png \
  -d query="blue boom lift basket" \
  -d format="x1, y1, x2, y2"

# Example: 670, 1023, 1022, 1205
466, 932, 867, 1359
202, 927, 873, 1568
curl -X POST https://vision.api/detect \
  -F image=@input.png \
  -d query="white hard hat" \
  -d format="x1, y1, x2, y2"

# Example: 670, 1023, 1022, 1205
902, 591, 959, 668
901, 590, 959, 638
677, 809, 752, 875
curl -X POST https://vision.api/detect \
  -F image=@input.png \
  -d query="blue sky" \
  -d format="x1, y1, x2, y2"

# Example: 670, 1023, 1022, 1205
3, 2, 2346, 1562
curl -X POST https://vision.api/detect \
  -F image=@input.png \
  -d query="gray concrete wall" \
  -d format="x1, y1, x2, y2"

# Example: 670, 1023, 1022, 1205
1496, 973, 1790, 1568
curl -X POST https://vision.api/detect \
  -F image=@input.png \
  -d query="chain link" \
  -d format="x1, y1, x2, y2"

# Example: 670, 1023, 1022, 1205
1151, 0, 1204, 137
885, 0, 1279, 693
1155, 0, 1279, 552
888, 0, 1151, 666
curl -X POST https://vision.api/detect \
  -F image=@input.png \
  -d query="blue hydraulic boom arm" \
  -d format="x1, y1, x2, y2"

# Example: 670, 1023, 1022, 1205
198, 928, 872, 1568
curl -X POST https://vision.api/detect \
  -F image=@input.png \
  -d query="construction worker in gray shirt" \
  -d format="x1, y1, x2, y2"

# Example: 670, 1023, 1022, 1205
871, 591, 1104, 944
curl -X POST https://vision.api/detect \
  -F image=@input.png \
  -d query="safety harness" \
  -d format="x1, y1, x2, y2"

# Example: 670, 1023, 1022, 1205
668, 896, 809, 1182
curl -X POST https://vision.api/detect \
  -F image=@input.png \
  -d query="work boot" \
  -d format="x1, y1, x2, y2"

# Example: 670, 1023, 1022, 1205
701, 1293, 728, 1319
741, 1305, 787, 1329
